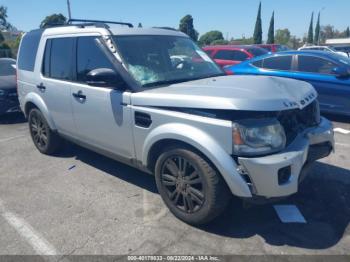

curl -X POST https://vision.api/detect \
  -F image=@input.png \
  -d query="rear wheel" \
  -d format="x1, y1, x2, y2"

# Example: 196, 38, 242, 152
28, 108, 62, 155
155, 146, 231, 225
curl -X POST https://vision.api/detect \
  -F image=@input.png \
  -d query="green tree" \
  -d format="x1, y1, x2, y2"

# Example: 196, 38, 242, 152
314, 12, 320, 45
253, 2, 263, 44
40, 13, 67, 28
275, 28, 291, 45
307, 12, 314, 44
198, 30, 224, 46
346, 27, 350, 38
210, 39, 229, 45
179, 15, 198, 41
138, 23, 143, 28
0, 5, 8, 28
0, 31, 4, 44
267, 11, 275, 44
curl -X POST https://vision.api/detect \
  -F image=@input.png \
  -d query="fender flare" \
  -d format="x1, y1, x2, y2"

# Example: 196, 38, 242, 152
24, 93, 57, 130
142, 123, 252, 198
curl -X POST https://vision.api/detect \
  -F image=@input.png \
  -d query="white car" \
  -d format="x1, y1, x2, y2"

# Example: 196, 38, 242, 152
298, 45, 349, 57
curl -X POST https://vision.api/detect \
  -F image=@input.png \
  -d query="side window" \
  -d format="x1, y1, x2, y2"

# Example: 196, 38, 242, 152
252, 59, 263, 68
298, 55, 337, 74
77, 36, 115, 83
50, 38, 74, 80
18, 30, 43, 71
232, 51, 249, 61
42, 39, 51, 77
204, 50, 213, 56
262, 56, 292, 70
214, 50, 234, 60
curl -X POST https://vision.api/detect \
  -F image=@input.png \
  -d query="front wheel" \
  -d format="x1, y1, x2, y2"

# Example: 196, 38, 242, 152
28, 108, 62, 155
155, 146, 231, 225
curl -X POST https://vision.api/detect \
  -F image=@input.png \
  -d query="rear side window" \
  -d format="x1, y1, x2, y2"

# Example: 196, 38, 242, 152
214, 50, 248, 61
262, 56, 292, 70
77, 36, 115, 82
247, 48, 267, 57
18, 30, 43, 71
42, 37, 75, 80
297, 55, 337, 74
204, 49, 213, 56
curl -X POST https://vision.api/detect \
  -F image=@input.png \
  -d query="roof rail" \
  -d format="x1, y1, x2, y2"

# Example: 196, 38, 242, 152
68, 19, 133, 28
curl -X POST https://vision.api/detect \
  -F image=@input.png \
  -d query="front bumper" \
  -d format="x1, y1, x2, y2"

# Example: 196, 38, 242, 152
238, 117, 334, 198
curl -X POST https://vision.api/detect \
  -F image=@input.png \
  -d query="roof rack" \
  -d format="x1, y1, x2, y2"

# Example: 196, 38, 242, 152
67, 19, 133, 28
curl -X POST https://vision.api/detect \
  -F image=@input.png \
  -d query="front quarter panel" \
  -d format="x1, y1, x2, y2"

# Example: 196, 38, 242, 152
132, 106, 252, 198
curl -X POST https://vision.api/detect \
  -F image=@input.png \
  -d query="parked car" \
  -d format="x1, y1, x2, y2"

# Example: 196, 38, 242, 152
255, 44, 291, 53
17, 20, 334, 225
332, 45, 350, 57
203, 45, 268, 68
228, 51, 350, 116
298, 45, 349, 57
0, 58, 20, 115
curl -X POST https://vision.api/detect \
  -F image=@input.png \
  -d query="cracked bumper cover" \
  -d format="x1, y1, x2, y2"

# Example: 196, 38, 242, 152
238, 117, 334, 198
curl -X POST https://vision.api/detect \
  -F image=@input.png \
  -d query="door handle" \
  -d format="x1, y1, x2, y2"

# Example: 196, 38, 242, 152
72, 91, 86, 100
37, 83, 46, 91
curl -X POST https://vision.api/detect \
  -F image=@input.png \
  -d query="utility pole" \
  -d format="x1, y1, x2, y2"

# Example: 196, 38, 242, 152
67, 0, 72, 20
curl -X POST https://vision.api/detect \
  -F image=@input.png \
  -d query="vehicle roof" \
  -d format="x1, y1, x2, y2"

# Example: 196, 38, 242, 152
246, 50, 347, 64
203, 45, 264, 50
33, 24, 187, 38
0, 58, 16, 63
299, 45, 328, 49
255, 44, 282, 47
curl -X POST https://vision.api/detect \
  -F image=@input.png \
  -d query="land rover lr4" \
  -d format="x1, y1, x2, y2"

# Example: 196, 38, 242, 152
17, 20, 334, 225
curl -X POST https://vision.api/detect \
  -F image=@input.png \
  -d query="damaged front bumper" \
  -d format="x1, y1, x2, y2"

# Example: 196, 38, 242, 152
237, 117, 334, 198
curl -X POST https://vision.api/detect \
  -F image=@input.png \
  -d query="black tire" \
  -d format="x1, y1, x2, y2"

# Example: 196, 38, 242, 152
28, 108, 62, 155
155, 146, 231, 225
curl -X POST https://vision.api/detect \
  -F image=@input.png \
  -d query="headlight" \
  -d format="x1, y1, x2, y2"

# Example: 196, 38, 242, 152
232, 119, 286, 157
0, 90, 5, 96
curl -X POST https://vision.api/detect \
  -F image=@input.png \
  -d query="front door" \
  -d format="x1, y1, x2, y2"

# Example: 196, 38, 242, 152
71, 36, 134, 159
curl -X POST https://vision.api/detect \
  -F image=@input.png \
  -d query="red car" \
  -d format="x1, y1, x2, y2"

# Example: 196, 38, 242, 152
255, 44, 290, 53
203, 45, 268, 68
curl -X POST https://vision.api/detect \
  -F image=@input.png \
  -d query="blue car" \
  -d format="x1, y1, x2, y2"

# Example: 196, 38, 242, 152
227, 51, 350, 116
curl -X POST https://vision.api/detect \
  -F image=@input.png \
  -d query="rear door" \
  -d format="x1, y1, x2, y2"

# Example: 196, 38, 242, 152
70, 36, 134, 159
295, 55, 350, 114
40, 37, 77, 136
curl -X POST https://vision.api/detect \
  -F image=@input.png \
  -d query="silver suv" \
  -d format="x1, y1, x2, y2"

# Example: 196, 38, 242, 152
17, 20, 334, 225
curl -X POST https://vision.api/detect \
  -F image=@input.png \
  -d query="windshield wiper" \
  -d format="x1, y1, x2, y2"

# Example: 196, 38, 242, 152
142, 73, 226, 88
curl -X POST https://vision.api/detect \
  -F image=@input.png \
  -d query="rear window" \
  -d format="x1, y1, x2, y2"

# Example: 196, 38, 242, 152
18, 30, 43, 71
262, 56, 292, 70
247, 48, 267, 57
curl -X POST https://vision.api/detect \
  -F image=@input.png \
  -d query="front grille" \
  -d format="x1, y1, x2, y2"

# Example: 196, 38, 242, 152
278, 100, 320, 145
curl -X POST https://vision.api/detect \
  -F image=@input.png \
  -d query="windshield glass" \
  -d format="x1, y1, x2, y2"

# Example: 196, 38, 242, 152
330, 53, 350, 66
113, 35, 224, 87
0, 60, 16, 76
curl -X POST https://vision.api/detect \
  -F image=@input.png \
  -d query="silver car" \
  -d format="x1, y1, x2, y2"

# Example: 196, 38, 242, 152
17, 20, 334, 225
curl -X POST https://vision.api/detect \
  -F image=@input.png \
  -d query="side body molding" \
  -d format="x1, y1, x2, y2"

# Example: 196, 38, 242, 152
141, 123, 252, 198
24, 92, 57, 130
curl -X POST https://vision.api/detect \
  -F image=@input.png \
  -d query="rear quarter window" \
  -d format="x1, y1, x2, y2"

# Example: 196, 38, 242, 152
18, 30, 43, 71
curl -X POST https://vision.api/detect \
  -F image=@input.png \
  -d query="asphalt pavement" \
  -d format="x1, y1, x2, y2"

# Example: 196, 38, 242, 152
0, 113, 349, 257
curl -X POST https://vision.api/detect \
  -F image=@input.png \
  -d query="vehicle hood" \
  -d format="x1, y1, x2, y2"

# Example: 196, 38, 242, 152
0, 75, 16, 91
131, 76, 317, 111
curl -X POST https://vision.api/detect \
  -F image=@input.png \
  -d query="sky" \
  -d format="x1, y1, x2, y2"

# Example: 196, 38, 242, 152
1, 0, 350, 40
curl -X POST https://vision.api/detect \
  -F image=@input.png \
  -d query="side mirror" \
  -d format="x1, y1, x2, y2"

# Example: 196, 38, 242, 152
332, 66, 350, 78
86, 68, 125, 87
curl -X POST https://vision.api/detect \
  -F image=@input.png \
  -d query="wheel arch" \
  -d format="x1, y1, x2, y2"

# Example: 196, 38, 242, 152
142, 123, 252, 198
24, 93, 57, 130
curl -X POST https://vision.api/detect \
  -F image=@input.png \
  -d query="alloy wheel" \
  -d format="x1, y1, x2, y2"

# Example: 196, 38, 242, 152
160, 156, 205, 213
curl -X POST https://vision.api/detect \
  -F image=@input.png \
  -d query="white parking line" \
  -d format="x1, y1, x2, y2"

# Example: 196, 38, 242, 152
0, 199, 58, 256
334, 128, 350, 135
336, 143, 350, 148
0, 135, 26, 143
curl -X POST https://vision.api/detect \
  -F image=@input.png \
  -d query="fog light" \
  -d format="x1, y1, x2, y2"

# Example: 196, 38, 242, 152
278, 166, 291, 185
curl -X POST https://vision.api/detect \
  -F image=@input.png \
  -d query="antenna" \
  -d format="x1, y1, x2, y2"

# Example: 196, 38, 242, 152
67, 0, 72, 20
